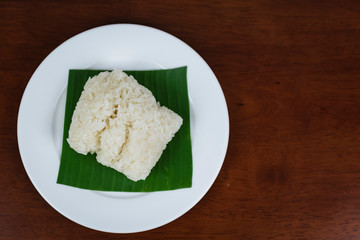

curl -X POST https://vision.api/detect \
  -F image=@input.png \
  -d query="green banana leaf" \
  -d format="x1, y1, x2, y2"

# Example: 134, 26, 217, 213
57, 67, 192, 191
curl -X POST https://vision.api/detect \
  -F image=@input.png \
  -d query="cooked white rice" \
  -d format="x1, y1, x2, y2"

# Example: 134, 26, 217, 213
67, 70, 183, 181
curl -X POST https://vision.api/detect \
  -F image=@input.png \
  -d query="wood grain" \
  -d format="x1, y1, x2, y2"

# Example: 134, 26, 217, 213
2, 0, 360, 239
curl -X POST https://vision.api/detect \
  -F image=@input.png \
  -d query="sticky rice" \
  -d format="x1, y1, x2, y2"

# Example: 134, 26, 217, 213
67, 70, 183, 181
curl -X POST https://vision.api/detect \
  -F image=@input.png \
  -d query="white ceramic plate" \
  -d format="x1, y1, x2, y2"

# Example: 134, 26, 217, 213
17, 24, 229, 233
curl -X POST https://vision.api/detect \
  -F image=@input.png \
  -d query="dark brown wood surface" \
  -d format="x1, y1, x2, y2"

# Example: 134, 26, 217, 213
2, 0, 360, 239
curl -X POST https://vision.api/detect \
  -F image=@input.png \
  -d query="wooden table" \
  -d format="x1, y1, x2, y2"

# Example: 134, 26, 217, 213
2, 0, 360, 239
